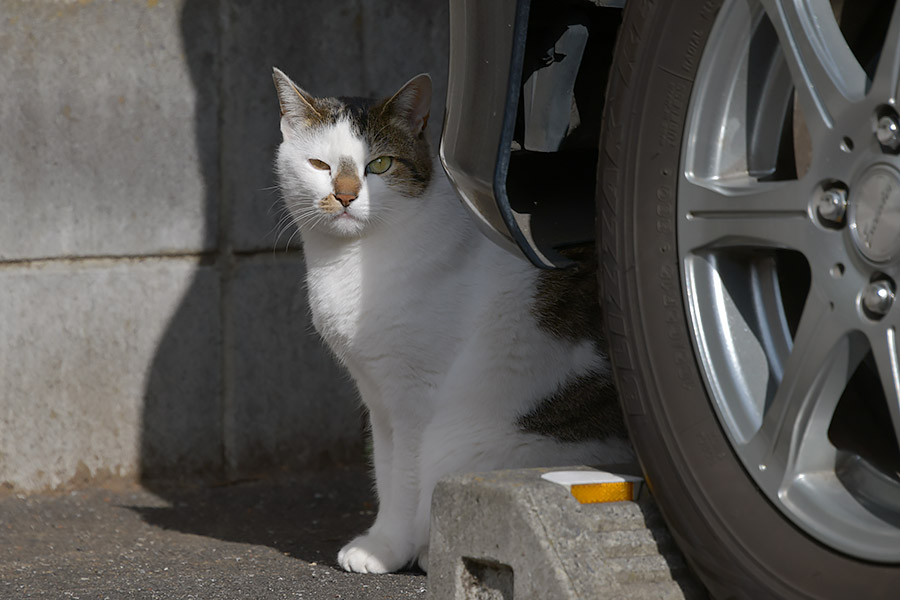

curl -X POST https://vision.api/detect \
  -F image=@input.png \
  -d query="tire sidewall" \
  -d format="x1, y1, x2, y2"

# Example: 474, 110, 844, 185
599, 0, 900, 597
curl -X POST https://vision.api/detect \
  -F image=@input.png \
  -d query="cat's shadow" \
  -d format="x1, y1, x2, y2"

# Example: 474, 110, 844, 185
136, 0, 361, 569
130, 465, 423, 574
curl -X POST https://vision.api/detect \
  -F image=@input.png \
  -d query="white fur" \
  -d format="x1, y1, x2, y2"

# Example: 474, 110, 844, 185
277, 118, 632, 574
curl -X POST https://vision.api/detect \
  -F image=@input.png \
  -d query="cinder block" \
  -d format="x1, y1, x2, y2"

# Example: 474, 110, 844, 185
0, 0, 450, 493
429, 468, 709, 599
0, 258, 222, 491
227, 254, 363, 476
360, 0, 450, 149
220, 0, 450, 253
220, 0, 367, 254
0, 0, 218, 260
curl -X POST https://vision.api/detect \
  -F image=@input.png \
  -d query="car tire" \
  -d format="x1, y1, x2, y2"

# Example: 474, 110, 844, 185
598, 0, 900, 597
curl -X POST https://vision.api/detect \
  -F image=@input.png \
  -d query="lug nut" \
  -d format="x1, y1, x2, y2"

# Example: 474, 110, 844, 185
862, 280, 895, 318
876, 114, 900, 149
816, 187, 848, 225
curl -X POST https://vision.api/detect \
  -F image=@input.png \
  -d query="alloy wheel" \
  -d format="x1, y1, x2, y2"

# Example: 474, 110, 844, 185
679, 0, 900, 562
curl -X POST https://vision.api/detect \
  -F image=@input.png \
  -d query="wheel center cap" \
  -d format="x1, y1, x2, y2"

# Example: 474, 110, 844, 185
849, 164, 900, 263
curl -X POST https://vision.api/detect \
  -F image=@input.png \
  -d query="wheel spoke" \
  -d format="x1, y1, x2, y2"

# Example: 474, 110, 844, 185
679, 177, 812, 253
759, 0, 866, 137
869, 2, 900, 103
742, 290, 861, 493
868, 327, 900, 452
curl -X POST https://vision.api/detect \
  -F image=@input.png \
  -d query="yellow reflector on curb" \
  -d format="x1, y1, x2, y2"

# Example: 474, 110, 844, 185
541, 470, 643, 503
570, 482, 634, 504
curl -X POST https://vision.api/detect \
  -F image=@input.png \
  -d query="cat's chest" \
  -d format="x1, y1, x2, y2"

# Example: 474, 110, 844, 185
305, 259, 364, 344
304, 247, 421, 353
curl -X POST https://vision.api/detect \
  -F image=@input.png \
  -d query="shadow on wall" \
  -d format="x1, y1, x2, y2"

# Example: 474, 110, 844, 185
140, 0, 225, 485
139, 0, 449, 495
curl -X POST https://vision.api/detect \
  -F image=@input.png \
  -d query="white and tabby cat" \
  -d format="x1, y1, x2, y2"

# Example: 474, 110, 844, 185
272, 68, 632, 574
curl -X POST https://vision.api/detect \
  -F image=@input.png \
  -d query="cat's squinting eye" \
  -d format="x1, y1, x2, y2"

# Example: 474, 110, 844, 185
309, 159, 330, 171
366, 156, 392, 175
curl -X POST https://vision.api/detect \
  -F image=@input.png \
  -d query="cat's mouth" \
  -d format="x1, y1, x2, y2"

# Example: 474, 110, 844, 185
319, 194, 359, 222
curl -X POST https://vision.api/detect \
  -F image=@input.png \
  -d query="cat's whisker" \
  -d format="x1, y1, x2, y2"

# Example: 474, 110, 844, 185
271, 211, 303, 251
284, 227, 303, 250
272, 201, 317, 248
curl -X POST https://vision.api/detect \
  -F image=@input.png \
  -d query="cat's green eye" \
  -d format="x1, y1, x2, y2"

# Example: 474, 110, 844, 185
366, 156, 392, 175
309, 158, 330, 171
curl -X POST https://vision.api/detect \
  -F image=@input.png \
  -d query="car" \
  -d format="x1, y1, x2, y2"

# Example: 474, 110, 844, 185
440, 0, 900, 597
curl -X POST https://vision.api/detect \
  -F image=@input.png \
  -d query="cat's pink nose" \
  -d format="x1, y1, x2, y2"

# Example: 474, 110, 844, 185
335, 193, 357, 207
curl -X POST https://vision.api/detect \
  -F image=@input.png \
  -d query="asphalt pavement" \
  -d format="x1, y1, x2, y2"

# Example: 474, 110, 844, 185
1, 465, 427, 600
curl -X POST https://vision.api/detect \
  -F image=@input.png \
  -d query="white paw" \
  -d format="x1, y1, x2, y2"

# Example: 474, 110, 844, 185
417, 548, 429, 573
337, 532, 407, 574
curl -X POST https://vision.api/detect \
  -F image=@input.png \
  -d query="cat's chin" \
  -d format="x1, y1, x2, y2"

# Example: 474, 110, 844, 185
313, 213, 369, 238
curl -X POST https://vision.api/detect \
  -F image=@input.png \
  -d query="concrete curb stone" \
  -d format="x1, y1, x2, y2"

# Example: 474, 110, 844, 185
429, 467, 709, 599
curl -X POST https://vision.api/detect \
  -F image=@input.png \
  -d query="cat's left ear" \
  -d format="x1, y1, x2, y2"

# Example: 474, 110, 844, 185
383, 73, 432, 136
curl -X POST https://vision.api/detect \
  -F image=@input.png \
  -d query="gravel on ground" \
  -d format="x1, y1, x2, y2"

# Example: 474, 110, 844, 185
1, 465, 427, 600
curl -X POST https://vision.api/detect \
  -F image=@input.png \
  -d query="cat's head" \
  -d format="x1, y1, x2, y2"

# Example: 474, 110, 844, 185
273, 67, 433, 238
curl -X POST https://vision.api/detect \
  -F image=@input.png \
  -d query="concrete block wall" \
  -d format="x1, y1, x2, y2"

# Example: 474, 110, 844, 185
0, 0, 449, 492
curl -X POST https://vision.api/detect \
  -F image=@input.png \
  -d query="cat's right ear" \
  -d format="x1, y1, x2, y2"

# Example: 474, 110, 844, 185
382, 73, 432, 137
272, 67, 323, 135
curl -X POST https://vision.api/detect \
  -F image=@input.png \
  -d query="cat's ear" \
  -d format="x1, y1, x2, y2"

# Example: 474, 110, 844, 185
382, 73, 432, 136
272, 67, 324, 132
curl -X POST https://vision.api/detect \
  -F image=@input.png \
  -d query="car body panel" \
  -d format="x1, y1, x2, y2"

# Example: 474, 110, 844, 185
441, 0, 625, 269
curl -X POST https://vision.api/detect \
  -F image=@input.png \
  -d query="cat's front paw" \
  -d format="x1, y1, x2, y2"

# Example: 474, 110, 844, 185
337, 532, 408, 574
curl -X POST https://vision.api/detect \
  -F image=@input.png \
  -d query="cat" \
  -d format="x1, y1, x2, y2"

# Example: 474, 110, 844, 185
271, 67, 632, 574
